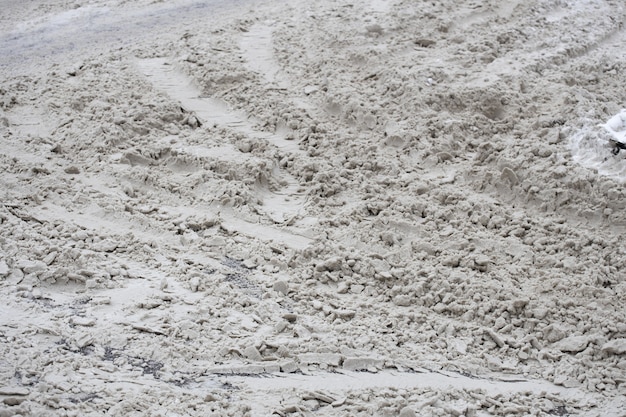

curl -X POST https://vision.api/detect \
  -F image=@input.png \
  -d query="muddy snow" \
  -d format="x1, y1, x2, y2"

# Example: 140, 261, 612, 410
1, 0, 625, 416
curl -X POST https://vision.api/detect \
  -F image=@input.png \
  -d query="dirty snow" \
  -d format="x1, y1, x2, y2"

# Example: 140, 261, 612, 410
1, 0, 625, 416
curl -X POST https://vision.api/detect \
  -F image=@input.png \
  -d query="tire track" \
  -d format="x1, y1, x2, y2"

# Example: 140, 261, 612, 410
136, 58, 314, 238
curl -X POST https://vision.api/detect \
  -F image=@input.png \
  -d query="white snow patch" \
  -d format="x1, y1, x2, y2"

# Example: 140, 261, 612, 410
569, 110, 626, 182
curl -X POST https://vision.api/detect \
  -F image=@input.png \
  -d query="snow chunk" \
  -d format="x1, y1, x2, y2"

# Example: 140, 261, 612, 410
601, 339, 626, 355
553, 335, 590, 353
